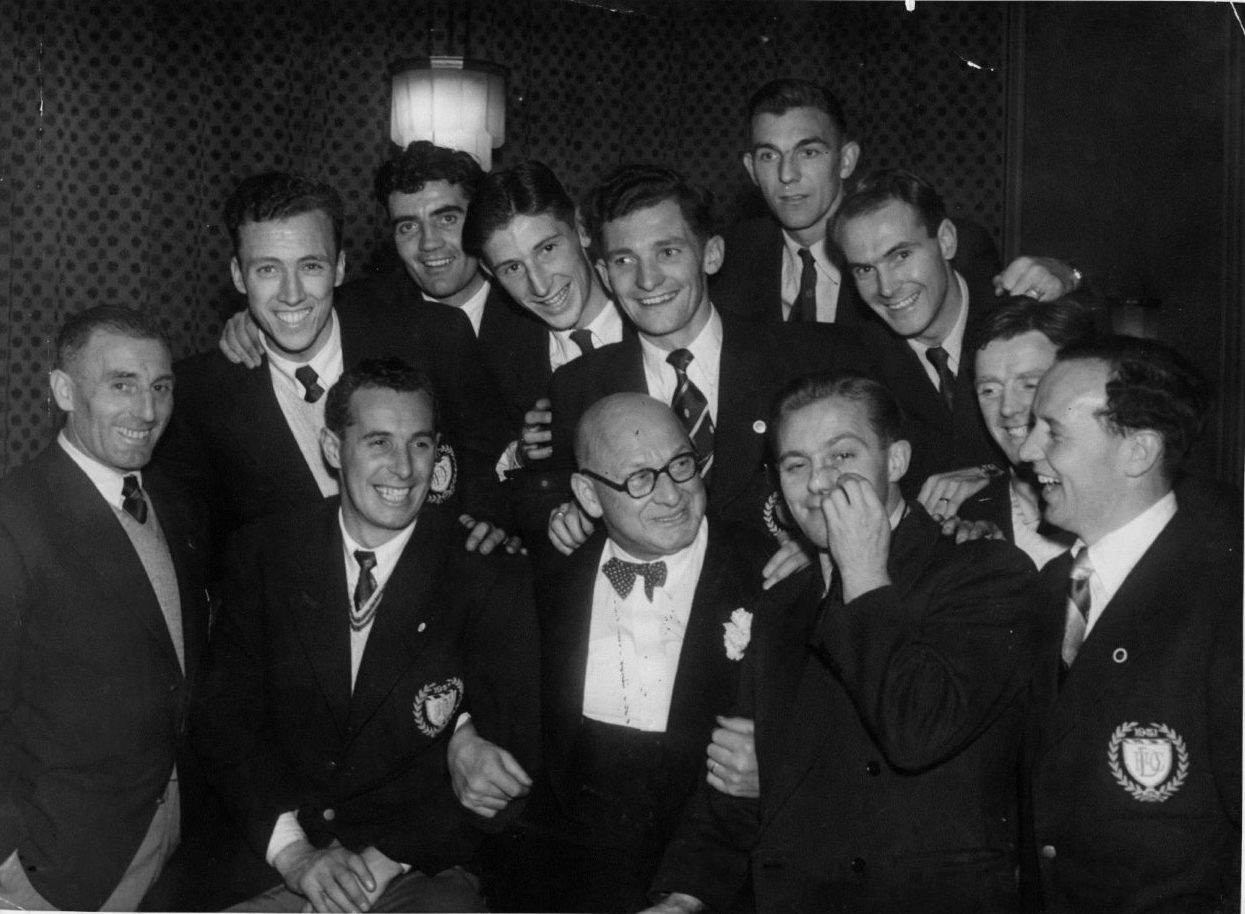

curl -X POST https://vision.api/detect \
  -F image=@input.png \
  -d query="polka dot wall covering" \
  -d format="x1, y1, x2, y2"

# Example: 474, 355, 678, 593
0, 0, 1008, 473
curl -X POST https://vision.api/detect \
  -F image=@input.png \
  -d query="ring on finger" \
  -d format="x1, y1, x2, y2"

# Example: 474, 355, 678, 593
1025, 288, 1042, 300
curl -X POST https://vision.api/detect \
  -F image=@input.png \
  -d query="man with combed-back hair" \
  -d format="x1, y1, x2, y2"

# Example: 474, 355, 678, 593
1018, 336, 1241, 912
0, 305, 210, 910
191, 356, 539, 913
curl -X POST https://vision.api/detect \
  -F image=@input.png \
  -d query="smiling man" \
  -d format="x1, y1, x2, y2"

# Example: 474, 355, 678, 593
157, 171, 513, 564
461, 160, 629, 457
832, 168, 1012, 495
455, 394, 766, 913
539, 163, 876, 555
1017, 337, 1240, 912
0, 306, 210, 910
648, 372, 1044, 914
191, 357, 539, 913
713, 78, 1079, 326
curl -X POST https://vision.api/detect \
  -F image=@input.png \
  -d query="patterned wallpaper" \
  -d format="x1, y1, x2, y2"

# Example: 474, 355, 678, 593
0, 0, 1010, 473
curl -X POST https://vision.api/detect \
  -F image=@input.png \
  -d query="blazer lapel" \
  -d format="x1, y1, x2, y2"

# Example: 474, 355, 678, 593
714, 317, 769, 506
665, 531, 745, 746
43, 448, 183, 673
291, 508, 353, 735
231, 359, 323, 504
347, 513, 454, 733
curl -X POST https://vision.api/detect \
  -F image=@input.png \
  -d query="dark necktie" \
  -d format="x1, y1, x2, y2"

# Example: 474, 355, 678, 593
789, 247, 818, 322
602, 557, 668, 601
351, 550, 378, 631
121, 474, 148, 524
569, 328, 595, 355
925, 346, 956, 413
667, 349, 714, 476
294, 365, 325, 404
1060, 547, 1095, 668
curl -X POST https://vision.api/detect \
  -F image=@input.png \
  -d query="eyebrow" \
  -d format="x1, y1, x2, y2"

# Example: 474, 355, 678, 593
778, 432, 867, 461
754, 136, 832, 152
530, 232, 563, 253
847, 240, 912, 270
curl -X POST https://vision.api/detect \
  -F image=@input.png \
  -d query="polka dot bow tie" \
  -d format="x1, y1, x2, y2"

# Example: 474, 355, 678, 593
602, 557, 667, 601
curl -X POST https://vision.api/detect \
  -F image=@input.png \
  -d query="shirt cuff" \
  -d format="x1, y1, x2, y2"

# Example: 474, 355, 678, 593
266, 811, 309, 866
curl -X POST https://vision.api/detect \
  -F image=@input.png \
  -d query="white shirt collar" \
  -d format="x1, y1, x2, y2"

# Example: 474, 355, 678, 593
905, 271, 970, 374
264, 311, 344, 392
1081, 491, 1178, 603
337, 510, 418, 587
638, 304, 724, 385
57, 431, 135, 510
550, 299, 626, 368
433, 279, 490, 336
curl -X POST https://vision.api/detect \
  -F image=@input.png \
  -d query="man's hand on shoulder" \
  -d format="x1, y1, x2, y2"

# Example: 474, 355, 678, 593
641, 892, 707, 914
219, 310, 266, 368
273, 838, 377, 913
520, 398, 554, 464
447, 717, 532, 818
459, 514, 524, 555
992, 255, 1079, 301
547, 501, 594, 555
761, 536, 812, 590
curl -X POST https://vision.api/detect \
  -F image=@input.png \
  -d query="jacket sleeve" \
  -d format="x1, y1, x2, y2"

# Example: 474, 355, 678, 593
813, 537, 1045, 771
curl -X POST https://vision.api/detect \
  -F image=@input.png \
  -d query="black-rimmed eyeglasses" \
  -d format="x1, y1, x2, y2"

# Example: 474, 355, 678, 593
579, 451, 701, 499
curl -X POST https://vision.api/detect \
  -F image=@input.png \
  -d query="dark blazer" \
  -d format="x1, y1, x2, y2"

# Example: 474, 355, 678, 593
533, 524, 762, 847
475, 280, 562, 434
154, 285, 509, 558
189, 499, 540, 874
712, 214, 1001, 328
0, 445, 210, 910
712, 217, 1008, 499
534, 311, 878, 538
655, 503, 1046, 914
1025, 505, 1242, 913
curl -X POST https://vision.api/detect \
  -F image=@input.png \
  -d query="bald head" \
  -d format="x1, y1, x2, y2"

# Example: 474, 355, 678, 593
571, 393, 707, 561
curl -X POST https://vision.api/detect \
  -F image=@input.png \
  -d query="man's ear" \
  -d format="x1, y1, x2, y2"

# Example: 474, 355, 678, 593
49, 369, 77, 413
742, 151, 758, 186
570, 473, 605, 520
886, 439, 912, 485
230, 257, 247, 295
594, 260, 614, 297
702, 235, 726, 277
334, 249, 346, 287
575, 211, 593, 251
838, 141, 861, 180
937, 218, 958, 262
320, 427, 343, 472
1122, 429, 1164, 479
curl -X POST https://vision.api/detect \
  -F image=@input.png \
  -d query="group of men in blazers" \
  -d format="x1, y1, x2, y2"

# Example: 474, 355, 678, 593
0, 73, 1237, 914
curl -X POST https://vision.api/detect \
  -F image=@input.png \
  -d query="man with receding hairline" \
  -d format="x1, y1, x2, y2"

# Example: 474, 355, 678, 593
463, 393, 767, 912
0, 305, 210, 910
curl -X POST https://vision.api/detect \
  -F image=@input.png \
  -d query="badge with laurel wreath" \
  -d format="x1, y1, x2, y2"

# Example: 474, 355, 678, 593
1107, 721, 1189, 803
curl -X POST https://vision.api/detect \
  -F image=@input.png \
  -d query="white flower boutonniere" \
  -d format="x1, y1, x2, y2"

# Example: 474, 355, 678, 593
723, 608, 753, 661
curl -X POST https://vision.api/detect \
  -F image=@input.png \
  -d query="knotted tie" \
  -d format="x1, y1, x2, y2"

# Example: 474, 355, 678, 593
569, 328, 596, 355
667, 349, 714, 476
789, 247, 818, 322
294, 365, 325, 404
602, 557, 667, 601
352, 550, 379, 631
925, 346, 956, 413
121, 474, 148, 524
1060, 546, 1095, 668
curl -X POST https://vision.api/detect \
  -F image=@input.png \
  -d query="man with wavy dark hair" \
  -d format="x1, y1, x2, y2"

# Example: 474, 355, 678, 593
1018, 336, 1240, 912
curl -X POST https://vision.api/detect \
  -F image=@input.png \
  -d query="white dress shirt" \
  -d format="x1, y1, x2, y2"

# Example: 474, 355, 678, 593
780, 230, 842, 322
1078, 491, 1178, 638
639, 305, 723, 424
582, 519, 709, 732
435, 279, 490, 337
58, 431, 141, 510
263, 313, 343, 497
905, 272, 970, 391
549, 300, 626, 372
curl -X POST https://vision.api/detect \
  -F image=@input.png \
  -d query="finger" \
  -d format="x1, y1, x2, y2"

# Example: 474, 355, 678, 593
521, 428, 552, 446
478, 527, 507, 555
464, 521, 488, 552
498, 750, 534, 788
549, 520, 576, 556
714, 716, 755, 736
345, 855, 377, 895
504, 536, 524, 555
522, 409, 553, 425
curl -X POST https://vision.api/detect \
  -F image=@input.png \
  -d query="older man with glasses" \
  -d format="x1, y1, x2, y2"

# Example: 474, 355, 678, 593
450, 393, 769, 913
